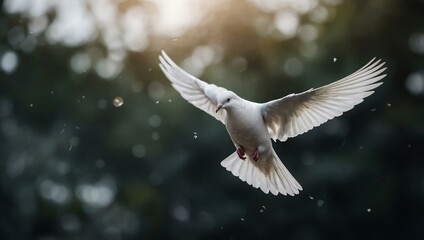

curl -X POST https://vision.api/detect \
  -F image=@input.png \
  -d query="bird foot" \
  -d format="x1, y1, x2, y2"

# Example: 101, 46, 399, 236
252, 150, 260, 162
236, 147, 246, 160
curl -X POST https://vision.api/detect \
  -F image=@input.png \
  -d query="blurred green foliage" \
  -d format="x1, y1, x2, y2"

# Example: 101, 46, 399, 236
1, 0, 423, 239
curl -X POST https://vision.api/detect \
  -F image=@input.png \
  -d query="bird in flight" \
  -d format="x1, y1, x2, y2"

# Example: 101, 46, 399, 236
159, 51, 386, 196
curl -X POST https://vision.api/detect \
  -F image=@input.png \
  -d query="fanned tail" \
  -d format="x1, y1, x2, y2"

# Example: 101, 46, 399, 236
220, 151, 302, 196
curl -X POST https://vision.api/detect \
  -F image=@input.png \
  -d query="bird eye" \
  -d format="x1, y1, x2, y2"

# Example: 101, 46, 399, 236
226, 98, 230, 102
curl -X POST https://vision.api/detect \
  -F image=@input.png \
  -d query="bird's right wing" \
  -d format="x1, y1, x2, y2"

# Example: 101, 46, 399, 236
159, 50, 228, 124
261, 58, 386, 141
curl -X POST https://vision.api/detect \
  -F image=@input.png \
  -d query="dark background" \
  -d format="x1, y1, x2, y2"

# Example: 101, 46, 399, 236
1, 0, 423, 239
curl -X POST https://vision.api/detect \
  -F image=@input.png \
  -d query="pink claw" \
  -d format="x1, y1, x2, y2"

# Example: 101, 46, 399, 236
252, 150, 260, 162
236, 147, 246, 160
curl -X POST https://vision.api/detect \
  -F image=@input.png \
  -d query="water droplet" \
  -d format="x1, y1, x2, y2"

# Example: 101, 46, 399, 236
259, 205, 266, 213
29, 103, 33, 107
82, 95, 85, 99
387, 103, 391, 107
51, 90, 54, 95
193, 132, 198, 139
309, 196, 314, 200
367, 208, 371, 212
155, 100, 160, 104
317, 199, 324, 207
148, 68, 152, 72
370, 108, 377, 112
113, 97, 124, 107
333, 57, 337, 62
168, 98, 172, 103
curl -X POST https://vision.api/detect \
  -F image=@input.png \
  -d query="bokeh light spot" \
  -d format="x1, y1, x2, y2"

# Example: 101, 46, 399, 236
132, 144, 146, 158
148, 82, 165, 100
148, 114, 162, 128
1, 51, 19, 74
405, 72, 424, 96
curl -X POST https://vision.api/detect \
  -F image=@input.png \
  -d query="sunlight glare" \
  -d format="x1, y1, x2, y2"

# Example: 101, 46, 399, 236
150, 0, 211, 37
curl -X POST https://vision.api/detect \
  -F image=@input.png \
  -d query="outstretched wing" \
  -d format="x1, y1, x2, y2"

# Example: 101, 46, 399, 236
261, 58, 387, 142
159, 50, 228, 124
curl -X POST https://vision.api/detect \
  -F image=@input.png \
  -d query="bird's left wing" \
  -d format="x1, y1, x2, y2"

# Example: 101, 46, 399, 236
261, 58, 387, 142
159, 50, 228, 124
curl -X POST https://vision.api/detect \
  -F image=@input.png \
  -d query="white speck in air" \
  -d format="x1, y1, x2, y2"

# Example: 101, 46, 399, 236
333, 57, 337, 62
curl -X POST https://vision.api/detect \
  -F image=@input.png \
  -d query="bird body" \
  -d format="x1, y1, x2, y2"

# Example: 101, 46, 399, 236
159, 50, 386, 196
225, 99, 268, 156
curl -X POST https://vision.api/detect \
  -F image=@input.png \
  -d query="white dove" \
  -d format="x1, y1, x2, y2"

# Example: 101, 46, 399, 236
159, 50, 386, 196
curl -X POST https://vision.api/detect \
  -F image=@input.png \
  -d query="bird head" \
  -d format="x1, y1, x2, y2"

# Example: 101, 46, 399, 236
216, 92, 237, 113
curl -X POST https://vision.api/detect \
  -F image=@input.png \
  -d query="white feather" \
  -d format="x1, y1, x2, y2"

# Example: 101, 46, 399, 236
159, 51, 386, 196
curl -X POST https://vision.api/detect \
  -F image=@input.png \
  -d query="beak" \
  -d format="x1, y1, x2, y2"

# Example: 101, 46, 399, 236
216, 105, 222, 113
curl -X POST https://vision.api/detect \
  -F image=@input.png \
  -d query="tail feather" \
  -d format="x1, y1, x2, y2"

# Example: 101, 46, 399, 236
221, 151, 302, 196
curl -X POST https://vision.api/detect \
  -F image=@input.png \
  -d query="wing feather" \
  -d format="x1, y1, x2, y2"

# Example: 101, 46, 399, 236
261, 58, 387, 141
159, 51, 228, 124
